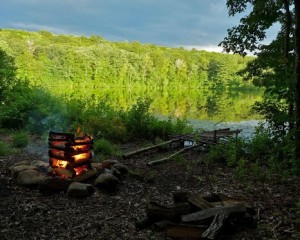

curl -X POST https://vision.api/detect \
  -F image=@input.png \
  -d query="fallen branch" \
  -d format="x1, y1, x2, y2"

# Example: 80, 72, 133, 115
147, 143, 203, 166
122, 139, 180, 159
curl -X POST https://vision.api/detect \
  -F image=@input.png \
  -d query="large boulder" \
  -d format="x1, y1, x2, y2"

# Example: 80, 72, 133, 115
38, 176, 72, 192
31, 160, 50, 174
16, 169, 45, 187
10, 161, 30, 169
11, 165, 37, 179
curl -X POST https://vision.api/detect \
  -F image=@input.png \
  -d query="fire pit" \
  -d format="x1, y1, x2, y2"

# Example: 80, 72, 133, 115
48, 131, 93, 178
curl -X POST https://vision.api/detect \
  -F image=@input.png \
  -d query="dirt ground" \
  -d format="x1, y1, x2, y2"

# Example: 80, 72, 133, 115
0, 134, 300, 240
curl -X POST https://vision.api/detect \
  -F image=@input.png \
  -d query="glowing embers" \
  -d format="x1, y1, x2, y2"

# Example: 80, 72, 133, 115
48, 131, 93, 178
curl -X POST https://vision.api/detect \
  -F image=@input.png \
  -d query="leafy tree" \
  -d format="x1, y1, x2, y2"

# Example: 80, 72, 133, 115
220, 0, 300, 169
0, 49, 17, 99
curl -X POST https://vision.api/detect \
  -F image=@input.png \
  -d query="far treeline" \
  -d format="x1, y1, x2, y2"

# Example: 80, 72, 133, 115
0, 29, 254, 91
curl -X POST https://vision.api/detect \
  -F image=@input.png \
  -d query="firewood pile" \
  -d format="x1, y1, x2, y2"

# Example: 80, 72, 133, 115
136, 192, 256, 239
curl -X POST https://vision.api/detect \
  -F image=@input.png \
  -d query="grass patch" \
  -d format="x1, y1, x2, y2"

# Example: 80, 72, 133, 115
11, 130, 29, 148
93, 138, 119, 160
0, 141, 14, 156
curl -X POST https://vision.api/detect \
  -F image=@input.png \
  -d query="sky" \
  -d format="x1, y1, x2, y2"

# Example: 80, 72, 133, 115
0, 0, 276, 52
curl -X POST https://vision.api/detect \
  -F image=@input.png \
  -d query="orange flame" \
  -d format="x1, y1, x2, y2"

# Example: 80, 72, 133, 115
71, 145, 89, 152
75, 136, 92, 143
73, 152, 90, 163
74, 165, 88, 175
51, 159, 68, 168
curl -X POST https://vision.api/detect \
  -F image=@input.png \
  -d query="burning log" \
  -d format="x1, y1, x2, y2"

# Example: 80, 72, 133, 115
48, 131, 93, 178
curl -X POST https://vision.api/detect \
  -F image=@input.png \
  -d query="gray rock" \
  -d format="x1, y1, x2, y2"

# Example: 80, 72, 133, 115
16, 169, 45, 187
113, 163, 129, 174
31, 160, 49, 168
94, 173, 119, 188
31, 160, 50, 174
67, 182, 95, 198
101, 159, 119, 169
9, 160, 30, 169
38, 176, 72, 191
110, 166, 121, 178
11, 165, 37, 179
103, 168, 113, 174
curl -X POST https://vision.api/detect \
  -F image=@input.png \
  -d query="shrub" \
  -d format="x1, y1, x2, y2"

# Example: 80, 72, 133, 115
0, 80, 69, 133
123, 98, 156, 139
207, 123, 298, 177
0, 141, 12, 156
93, 138, 118, 160
11, 130, 29, 148
122, 99, 192, 140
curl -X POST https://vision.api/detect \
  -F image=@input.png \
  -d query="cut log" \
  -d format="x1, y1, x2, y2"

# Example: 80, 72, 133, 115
122, 139, 180, 159
202, 211, 229, 239
181, 204, 246, 223
188, 193, 215, 209
146, 202, 191, 221
166, 223, 207, 239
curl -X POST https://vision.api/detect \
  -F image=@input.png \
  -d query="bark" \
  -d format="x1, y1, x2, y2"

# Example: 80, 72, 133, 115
166, 224, 206, 239
146, 202, 192, 221
181, 204, 246, 223
283, 0, 294, 129
295, 0, 300, 167
202, 211, 229, 239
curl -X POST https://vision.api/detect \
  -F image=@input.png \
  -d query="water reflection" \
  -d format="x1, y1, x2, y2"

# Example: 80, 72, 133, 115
51, 84, 264, 123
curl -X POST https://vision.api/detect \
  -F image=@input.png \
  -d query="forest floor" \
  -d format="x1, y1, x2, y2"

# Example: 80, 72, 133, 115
0, 133, 300, 240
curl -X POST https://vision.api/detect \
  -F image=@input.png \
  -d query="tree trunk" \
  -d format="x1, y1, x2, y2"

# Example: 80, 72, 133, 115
295, 0, 300, 169
284, 0, 294, 130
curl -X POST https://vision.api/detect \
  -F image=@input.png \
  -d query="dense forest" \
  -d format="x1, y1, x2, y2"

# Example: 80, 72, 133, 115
0, 29, 253, 92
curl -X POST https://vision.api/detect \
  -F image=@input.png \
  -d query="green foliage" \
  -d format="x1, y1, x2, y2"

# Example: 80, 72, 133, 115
0, 141, 11, 156
0, 29, 253, 92
93, 138, 117, 160
11, 130, 29, 148
220, 0, 300, 173
0, 49, 17, 99
0, 80, 69, 133
122, 98, 155, 139
208, 137, 247, 167
208, 124, 297, 177
122, 99, 192, 140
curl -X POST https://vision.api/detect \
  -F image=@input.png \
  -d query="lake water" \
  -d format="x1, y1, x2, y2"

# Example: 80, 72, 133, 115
53, 85, 264, 136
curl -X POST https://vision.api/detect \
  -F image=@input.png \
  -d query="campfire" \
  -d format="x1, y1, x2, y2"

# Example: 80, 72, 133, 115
48, 131, 93, 178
